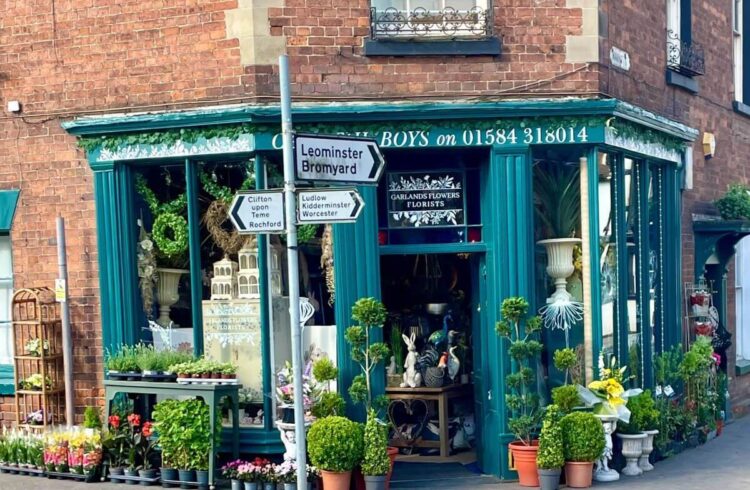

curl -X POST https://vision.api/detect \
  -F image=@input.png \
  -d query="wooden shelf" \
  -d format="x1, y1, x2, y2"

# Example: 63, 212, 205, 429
14, 354, 63, 361
16, 424, 48, 430
16, 388, 64, 395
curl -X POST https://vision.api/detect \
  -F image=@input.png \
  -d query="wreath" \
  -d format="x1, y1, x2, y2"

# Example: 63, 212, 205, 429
200, 167, 254, 255
152, 212, 189, 259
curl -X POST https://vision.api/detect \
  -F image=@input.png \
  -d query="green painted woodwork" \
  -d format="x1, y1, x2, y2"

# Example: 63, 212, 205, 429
332, 185, 383, 421
586, 147, 603, 378
0, 364, 14, 395
379, 242, 486, 256
185, 160, 204, 354
0, 190, 20, 232
638, 163, 654, 389
663, 167, 683, 351
612, 153, 629, 365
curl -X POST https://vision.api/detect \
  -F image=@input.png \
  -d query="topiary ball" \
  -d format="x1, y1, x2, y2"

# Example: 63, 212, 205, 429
560, 411, 605, 462
307, 416, 364, 473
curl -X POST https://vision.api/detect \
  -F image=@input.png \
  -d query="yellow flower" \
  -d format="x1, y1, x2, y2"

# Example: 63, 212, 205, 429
588, 380, 605, 391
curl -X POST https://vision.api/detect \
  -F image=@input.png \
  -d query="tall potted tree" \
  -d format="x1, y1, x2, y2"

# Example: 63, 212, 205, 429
362, 409, 390, 490
536, 405, 564, 490
494, 296, 543, 487
560, 412, 604, 488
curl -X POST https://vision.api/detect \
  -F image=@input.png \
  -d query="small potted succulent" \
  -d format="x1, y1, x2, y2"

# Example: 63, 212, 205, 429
536, 405, 564, 490
560, 411, 604, 488
308, 416, 364, 490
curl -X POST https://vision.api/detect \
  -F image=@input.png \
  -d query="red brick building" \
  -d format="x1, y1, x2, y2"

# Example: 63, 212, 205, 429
0, 0, 747, 478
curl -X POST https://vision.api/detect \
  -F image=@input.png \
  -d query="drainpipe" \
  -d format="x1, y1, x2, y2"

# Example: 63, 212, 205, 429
57, 217, 75, 426
579, 157, 594, 383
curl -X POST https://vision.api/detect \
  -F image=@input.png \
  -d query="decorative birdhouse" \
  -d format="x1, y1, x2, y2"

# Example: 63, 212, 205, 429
211, 256, 238, 300
238, 237, 260, 299
270, 244, 283, 296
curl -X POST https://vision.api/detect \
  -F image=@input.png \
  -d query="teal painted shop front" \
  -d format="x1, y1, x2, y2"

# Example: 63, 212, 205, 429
64, 98, 697, 480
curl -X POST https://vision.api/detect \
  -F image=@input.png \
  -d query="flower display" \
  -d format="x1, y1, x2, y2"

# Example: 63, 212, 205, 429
24, 338, 50, 357
44, 429, 102, 475
221, 459, 245, 480
577, 354, 642, 423
274, 460, 319, 483
276, 361, 318, 412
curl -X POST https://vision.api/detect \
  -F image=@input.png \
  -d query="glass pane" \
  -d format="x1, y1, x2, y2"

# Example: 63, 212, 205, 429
623, 158, 642, 387
0, 236, 11, 278
598, 153, 617, 355
648, 167, 664, 356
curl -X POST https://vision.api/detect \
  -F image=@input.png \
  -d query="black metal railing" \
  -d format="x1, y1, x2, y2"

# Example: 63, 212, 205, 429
370, 6, 492, 40
666, 29, 705, 76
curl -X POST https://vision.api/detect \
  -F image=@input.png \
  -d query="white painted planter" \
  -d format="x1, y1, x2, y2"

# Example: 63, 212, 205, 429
616, 433, 646, 476
537, 238, 581, 303
156, 268, 188, 327
639, 430, 658, 472
593, 414, 619, 482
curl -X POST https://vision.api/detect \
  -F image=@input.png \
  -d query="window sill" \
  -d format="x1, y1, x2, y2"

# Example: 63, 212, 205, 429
666, 69, 700, 94
0, 364, 14, 396
364, 37, 501, 57
736, 358, 750, 377
733, 101, 750, 119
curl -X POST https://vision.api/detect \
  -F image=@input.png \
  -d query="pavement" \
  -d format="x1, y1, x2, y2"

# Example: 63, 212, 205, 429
0, 415, 748, 489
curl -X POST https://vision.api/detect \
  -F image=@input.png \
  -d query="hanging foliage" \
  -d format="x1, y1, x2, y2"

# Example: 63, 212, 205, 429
320, 224, 335, 306
198, 167, 255, 256
134, 173, 189, 264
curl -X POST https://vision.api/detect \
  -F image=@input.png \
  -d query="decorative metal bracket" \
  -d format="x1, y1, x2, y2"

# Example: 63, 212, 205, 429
666, 29, 705, 76
370, 6, 492, 40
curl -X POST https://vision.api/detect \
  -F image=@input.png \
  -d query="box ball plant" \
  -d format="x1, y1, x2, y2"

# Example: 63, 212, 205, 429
714, 183, 750, 220
536, 405, 564, 490
494, 296, 543, 487
307, 416, 364, 490
560, 411, 604, 488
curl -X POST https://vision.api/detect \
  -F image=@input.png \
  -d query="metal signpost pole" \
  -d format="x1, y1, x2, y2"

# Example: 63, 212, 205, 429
56, 216, 74, 427
279, 54, 307, 489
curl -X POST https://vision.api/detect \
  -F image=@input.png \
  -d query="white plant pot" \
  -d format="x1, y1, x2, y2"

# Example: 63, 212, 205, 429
537, 238, 581, 303
156, 268, 188, 327
617, 433, 646, 476
593, 414, 620, 482
639, 429, 658, 472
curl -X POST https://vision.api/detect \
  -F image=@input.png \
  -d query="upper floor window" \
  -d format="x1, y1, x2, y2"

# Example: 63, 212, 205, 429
0, 235, 13, 366
370, 0, 491, 40
735, 0, 747, 106
666, 0, 705, 77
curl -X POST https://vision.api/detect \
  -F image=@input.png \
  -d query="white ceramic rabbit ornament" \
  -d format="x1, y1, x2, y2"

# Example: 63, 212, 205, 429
401, 332, 423, 388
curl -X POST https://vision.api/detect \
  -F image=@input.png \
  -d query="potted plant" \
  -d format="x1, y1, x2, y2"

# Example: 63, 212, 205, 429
714, 182, 750, 220
362, 409, 390, 490
560, 411, 604, 488
494, 296, 543, 487
24, 337, 50, 357
222, 460, 245, 490
152, 400, 180, 485
83, 406, 103, 431
623, 390, 660, 472
536, 405, 564, 490
308, 416, 364, 490
615, 398, 646, 477
104, 415, 128, 478
346, 297, 390, 412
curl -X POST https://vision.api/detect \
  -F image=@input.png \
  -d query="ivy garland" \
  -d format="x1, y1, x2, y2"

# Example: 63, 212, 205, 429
199, 167, 255, 203
607, 118, 685, 153
152, 212, 189, 259
135, 174, 187, 216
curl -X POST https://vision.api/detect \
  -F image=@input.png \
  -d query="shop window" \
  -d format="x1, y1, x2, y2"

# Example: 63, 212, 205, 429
0, 235, 13, 366
733, 0, 750, 116
736, 237, 750, 371
648, 166, 665, 357
598, 153, 618, 356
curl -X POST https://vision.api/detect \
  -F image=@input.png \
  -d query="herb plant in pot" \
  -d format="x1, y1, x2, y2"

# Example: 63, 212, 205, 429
307, 416, 364, 490
632, 391, 659, 472
616, 390, 657, 476
536, 405, 564, 490
362, 409, 390, 490
152, 400, 180, 485
494, 297, 543, 487
560, 412, 604, 488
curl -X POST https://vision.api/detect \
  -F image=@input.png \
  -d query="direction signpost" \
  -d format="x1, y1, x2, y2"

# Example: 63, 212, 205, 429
295, 133, 385, 184
297, 188, 364, 224
228, 190, 285, 234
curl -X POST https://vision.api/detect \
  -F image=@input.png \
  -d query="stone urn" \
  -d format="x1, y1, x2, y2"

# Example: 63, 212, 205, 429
155, 268, 188, 327
639, 429, 658, 471
537, 238, 581, 303
616, 432, 646, 476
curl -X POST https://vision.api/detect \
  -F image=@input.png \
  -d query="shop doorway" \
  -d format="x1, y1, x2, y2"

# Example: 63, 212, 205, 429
380, 252, 484, 469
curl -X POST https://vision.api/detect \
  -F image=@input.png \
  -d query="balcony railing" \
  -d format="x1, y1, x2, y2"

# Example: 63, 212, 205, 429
370, 6, 492, 41
666, 29, 705, 76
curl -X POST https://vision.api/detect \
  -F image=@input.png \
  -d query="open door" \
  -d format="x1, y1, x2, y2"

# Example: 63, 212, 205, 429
472, 253, 495, 473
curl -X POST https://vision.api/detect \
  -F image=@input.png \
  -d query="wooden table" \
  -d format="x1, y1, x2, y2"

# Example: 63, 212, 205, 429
386, 383, 472, 458
104, 380, 240, 489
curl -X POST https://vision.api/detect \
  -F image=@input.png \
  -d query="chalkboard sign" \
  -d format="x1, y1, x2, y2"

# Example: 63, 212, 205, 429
387, 171, 465, 228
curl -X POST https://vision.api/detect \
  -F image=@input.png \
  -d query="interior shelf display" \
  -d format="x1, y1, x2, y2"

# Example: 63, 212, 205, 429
12, 287, 65, 429
683, 277, 717, 345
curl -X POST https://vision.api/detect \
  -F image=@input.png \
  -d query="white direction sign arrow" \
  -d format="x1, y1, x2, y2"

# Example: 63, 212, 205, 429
295, 133, 385, 184
297, 188, 364, 224
228, 190, 285, 234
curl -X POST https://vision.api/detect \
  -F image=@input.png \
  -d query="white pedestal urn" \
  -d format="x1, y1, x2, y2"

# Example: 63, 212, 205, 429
616, 433, 646, 476
155, 268, 188, 327
276, 419, 312, 461
639, 430, 658, 472
593, 415, 620, 482
537, 238, 581, 302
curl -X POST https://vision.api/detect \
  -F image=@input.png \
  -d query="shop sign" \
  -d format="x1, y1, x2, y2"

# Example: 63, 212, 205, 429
387, 172, 464, 228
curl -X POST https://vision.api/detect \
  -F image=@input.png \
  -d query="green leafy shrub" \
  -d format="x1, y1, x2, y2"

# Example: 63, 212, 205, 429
313, 357, 338, 387
311, 392, 346, 419
553, 348, 577, 384
560, 412, 604, 462
308, 416, 364, 473
361, 410, 390, 476
551, 385, 581, 414
495, 296, 543, 444
153, 399, 220, 471
715, 183, 750, 220
347, 297, 390, 411
620, 390, 659, 434
83, 406, 102, 430
537, 405, 564, 470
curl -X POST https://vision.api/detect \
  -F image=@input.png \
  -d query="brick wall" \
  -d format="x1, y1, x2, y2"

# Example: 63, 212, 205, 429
601, 0, 750, 412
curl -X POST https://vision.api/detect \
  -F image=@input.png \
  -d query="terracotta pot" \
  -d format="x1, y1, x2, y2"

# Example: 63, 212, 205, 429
386, 447, 399, 490
564, 461, 593, 488
321, 469, 352, 490
509, 440, 540, 487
